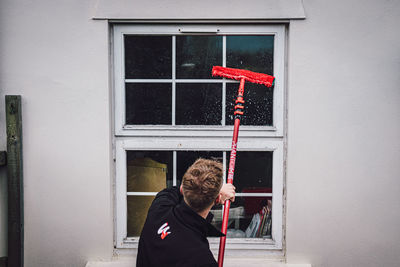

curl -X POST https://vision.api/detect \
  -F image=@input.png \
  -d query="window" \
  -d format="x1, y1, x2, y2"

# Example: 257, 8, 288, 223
113, 24, 285, 251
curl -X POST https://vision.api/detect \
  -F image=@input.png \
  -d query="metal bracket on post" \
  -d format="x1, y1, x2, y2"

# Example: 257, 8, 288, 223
6, 95, 24, 267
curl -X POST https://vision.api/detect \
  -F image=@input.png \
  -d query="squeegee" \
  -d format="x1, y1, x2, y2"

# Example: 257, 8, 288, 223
211, 66, 275, 267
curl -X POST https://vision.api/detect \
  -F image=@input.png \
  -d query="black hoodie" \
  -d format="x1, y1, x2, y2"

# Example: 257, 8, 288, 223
136, 187, 224, 267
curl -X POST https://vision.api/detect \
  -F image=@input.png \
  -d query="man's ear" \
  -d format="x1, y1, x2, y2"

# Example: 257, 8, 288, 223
180, 184, 183, 194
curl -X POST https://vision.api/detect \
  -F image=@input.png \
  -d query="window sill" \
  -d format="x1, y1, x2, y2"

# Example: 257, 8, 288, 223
120, 237, 280, 250
111, 239, 295, 266
87, 255, 311, 267
116, 125, 282, 137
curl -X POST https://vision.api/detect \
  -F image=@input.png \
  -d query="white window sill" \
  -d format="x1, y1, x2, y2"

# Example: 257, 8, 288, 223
86, 257, 311, 267
86, 248, 311, 267
116, 125, 281, 138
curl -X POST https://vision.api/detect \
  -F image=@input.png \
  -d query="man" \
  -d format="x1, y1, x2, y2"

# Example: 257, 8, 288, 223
136, 158, 236, 267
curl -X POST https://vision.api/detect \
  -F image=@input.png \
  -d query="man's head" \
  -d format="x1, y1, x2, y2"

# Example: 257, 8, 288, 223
181, 158, 223, 213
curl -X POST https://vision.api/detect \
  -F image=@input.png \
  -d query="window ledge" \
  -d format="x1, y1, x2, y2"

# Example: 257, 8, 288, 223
121, 237, 280, 250
117, 126, 282, 137
86, 257, 311, 267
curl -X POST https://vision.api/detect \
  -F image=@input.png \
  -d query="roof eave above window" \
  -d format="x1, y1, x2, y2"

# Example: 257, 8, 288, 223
93, 0, 306, 20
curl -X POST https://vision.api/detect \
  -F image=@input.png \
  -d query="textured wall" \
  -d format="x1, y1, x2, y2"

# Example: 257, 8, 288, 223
0, 0, 113, 266
286, 0, 400, 266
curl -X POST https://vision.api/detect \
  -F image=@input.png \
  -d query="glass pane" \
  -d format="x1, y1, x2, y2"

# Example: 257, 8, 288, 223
124, 35, 172, 79
125, 83, 172, 125
225, 151, 272, 193
226, 83, 273, 126
176, 151, 223, 187
176, 36, 222, 79
127, 151, 173, 190
210, 196, 272, 239
226, 36, 274, 76
127, 196, 155, 236
176, 83, 222, 125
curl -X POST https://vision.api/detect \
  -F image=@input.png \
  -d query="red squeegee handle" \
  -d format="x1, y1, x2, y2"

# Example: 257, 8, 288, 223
217, 78, 245, 267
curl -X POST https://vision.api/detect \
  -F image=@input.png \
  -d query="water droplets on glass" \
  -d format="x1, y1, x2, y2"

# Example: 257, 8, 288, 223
226, 83, 273, 126
176, 83, 222, 125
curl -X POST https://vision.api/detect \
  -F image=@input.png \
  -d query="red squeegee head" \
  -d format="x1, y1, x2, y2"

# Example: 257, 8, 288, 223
212, 66, 275, 87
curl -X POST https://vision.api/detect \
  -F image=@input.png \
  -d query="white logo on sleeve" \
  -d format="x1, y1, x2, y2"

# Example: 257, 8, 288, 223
157, 222, 171, 240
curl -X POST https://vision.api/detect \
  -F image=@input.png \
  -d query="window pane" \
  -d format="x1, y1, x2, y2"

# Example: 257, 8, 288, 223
225, 151, 272, 193
226, 83, 273, 126
124, 35, 172, 79
176, 151, 223, 187
127, 196, 155, 237
227, 35, 274, 75
125, 83, 172, 125
176, 36, 222, 79
176, 83, 222, 125
210, 197, 272, 239
127, 151, 173, 191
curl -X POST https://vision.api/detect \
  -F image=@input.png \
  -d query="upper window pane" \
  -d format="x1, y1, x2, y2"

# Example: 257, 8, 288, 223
226, 83, 273, 126
176, 36, 222, 79
125, 83, 172, 125
121, 34, 277, 127
227, 36, 274, 76
176, 83, 222, 125
124, 36, 172, 79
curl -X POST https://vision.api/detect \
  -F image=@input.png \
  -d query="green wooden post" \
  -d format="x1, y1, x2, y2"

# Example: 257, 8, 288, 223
0, 151, 6, 166
6, 95, 23, 267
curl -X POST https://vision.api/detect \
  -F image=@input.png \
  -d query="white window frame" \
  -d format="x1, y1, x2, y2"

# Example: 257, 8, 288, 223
113, 24, 286, 252
113, 24, 285, 137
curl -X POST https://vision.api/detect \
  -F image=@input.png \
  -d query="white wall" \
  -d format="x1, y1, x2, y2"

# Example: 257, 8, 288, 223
0, 0, 399, 267
0, 0, 113, 266
286, 0, 400, 266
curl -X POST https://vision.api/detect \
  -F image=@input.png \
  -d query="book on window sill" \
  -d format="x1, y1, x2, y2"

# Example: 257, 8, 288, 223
261, 201, 272, 237
259, 201, 272, 237
257, 206, 268, 237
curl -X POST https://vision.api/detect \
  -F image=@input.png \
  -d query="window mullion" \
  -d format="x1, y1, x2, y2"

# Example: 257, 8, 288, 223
222, 35, 226, 126
222, 35, 226, 67
172, 35, 176, 126
173, 151, 177, 186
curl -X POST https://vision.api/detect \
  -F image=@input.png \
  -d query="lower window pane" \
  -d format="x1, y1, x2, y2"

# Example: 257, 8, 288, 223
176, 151, 223, 187
127, 151, 173, 190
125, 83, 172, 125
127, 196, 155, 237
226, 151, 273, 193
210, 196, 272, 239
125, 150, 272, 238
176, 83, 222, 125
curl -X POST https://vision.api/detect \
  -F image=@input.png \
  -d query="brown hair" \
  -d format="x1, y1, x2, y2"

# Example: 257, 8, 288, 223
181, 158, 223, 212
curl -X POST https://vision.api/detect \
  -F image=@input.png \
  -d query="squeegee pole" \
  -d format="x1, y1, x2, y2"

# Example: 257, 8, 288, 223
218, 78, 245, 267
